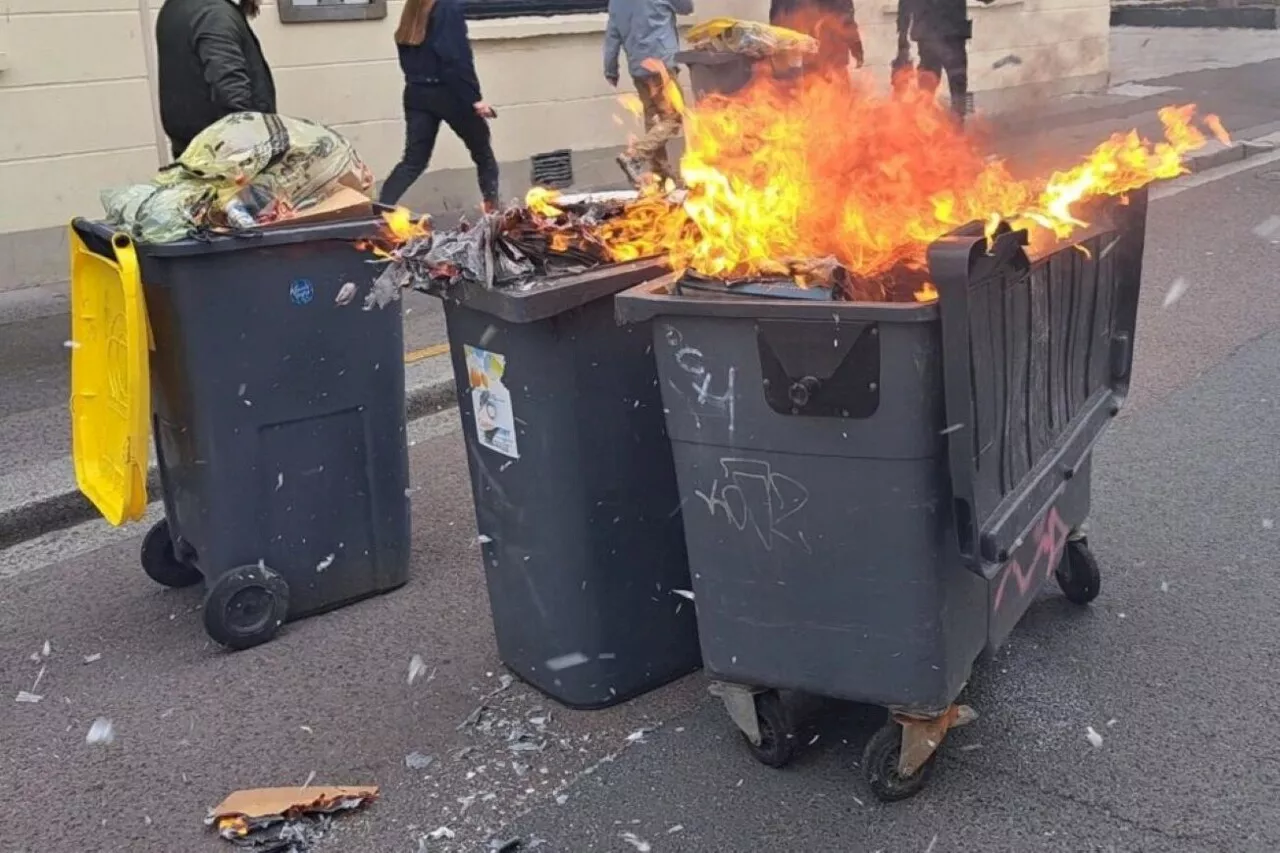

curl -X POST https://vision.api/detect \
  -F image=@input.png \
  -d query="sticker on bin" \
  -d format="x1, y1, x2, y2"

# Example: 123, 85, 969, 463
465, 345, 519, 459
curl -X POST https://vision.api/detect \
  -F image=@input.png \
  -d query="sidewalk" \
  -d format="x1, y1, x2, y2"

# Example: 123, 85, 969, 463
3, 28, 1280, 547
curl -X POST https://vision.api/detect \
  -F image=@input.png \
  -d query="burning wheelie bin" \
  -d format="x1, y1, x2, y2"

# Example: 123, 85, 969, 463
69, 217, 411, 650
615, 190, 1148, 799
395, 194, 701, 709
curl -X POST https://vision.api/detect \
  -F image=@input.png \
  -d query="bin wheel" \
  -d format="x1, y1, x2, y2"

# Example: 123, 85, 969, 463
140, 519, 203, 589
1055, 538, 1101, 605
203, 564, 289, 651
862, 723, 935, 802
742, 691, 796, 768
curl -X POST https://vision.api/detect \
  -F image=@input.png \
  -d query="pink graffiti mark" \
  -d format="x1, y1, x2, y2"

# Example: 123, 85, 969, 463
992, 506, 1072, 614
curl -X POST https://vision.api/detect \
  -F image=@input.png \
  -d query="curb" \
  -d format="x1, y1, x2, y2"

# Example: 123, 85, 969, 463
0, 364, 458, 552
1111, 4, 1280, 29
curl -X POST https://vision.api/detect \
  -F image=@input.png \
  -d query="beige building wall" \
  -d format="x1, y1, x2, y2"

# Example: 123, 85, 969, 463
0, 0, 1109, 292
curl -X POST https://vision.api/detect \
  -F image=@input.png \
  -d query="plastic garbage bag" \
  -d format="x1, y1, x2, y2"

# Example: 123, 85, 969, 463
100, 183, 217, 244
100, 112, 373, 243
685, 17, 818, 58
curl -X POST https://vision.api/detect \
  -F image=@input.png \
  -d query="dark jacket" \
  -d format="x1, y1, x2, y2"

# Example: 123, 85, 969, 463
397, 0, 483, 109
897, 0, 979, 42
769, 0, 862, 70
156, 0, 276, 153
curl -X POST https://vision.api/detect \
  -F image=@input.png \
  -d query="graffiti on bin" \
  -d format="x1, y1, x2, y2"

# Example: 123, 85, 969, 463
694, 458, 812, 553
992, 505, 1071, 613
662, 325, 736, 434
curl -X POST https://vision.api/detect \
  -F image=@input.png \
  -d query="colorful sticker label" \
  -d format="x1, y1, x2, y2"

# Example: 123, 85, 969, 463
464, 345, 519, 459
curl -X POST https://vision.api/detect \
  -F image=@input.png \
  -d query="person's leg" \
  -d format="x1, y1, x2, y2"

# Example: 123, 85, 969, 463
379, 108, 442, 206
941, 36, 971, 121
440, 107, 501, 209
625, 74, 683, 185
915, 38, 943, 96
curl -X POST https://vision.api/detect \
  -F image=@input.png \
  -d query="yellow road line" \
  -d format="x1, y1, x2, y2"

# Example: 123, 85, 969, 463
404, 342, 450, 364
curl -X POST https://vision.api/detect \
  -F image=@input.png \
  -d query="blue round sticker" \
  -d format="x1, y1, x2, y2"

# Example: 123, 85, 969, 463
290, 279, 314, 305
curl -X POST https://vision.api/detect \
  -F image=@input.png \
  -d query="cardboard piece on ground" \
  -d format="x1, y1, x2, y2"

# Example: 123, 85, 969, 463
263, 187, 374, 228
211, 785, 379, 821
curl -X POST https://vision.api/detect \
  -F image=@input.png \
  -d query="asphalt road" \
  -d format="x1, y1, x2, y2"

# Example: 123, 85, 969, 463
4, 133, 1280, 853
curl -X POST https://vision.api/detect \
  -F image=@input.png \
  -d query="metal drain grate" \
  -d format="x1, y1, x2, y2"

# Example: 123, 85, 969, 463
530, 150, 574, 189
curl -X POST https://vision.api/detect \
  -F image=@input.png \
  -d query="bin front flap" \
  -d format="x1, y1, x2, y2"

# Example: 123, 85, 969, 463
928, 190, 1147, 567
69, 222, 151, 526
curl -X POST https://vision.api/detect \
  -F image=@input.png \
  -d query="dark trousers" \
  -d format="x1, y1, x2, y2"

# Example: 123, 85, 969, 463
916, 36, 971, 119
380, 84, 500, 207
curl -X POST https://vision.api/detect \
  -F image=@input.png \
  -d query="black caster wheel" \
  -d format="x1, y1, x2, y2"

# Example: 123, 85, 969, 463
1056, 538, 1101, 605
742, 690, 796, 768
862, 723, 935, 802
203, 564, 289, 650
140, 519, 202, 589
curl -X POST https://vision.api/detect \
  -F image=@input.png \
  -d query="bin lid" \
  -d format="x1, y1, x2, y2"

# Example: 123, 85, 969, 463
68, 220, 151, 525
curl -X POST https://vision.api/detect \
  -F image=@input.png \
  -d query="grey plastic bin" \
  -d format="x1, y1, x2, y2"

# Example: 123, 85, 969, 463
73, 217, 411, 651
435, 259, 701, 709
615, 190, 1148, 799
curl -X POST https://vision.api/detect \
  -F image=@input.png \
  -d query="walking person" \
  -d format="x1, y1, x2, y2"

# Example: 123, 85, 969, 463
604, 0, 694, 188
380, 0, 500, 211
769, 0, 864, 82
895, 0, 993, 122
156, 0, 276, 159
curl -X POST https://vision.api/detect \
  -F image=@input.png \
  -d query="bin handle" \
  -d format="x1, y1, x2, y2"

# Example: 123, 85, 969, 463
72, 218, 131, 264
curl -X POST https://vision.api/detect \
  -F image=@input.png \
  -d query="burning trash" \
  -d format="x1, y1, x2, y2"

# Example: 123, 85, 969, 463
369, 189, 688, 295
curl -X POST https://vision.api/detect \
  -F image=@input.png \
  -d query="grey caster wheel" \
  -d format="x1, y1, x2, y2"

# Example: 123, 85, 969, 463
140, 519, 202, 589
1056, 537, 1101, 604
203, 563, 289, 650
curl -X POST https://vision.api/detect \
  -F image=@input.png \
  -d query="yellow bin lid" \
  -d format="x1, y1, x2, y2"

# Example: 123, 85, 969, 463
68, 221, 151, 525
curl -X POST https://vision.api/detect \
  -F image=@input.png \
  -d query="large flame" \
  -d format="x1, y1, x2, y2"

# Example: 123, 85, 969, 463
534, 67, 1227, 299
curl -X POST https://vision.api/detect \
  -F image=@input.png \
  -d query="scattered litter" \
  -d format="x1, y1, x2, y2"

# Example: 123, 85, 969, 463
808, 734, 820, 746
452, 746, 476, 761
87, 717, 116, 745
671, 589, 696, 601
427, 827, 457, 841
41, 640, 51, 658
300, 726, 314, 734
31, 665, 46, 692
992, 54, 1022, 69
852, 795, 865, 806
620, 832, 652, 852
1252, 215, 1280, 240
939, 423, 964, 436
405, 751, 434, 770
458, 705, 487, 730
207, 785, 378, 850
546, 653, 590, 672
1264, 519, 1275, 530
1160, 581, 1170, 593
15, 691, 42, 704
315, 554, 335, 573
555, 794, 569, 805
486, 674, 516, 698
475, 534, 494, 545
668, 825, 685, 834
1162, 277, 1189, 308
924, 835, 939, 853
64, 340, 82, 349
626, 727, 655, 744
1106, 718, 1119, 727
301, 771, 316, 790
238, 383, 248, 397
488, 838, 522, 852
334, 281, 359, 306
958, 743, 983, 752
408, 654, 432, 686
1119, 612, 1127, 619
1098, 236, 1121, 260
363, 276, 402, 311
84, 653, 103, 664
276, 473, 285, 491
1085, 726, 1104, 748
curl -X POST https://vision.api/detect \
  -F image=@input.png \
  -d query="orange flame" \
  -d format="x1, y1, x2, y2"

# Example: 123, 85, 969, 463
360, 206, 431, 258
588, 71, 1225, 295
